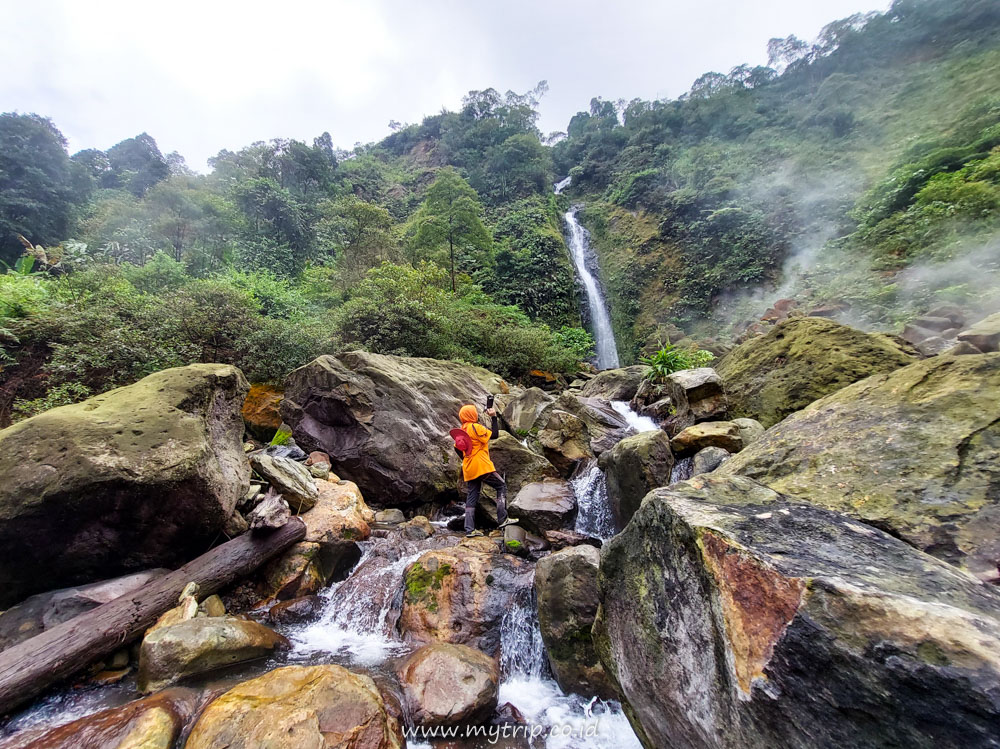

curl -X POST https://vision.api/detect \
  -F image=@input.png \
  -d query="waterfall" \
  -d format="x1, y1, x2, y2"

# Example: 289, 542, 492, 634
562, 207, 621, 371
572, 464, 615, 541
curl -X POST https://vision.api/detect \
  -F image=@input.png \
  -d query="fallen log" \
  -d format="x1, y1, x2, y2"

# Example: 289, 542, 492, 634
0, 518, 305, 717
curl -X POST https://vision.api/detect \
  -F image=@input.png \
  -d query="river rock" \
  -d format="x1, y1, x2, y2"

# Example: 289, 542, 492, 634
535, 545, 616, 699
543, 529, 602, 551
399, 540, 534, 655
729, 417, 763, 446
376, 508, 406, 525
138, 616, 289, 692
0, 568, 167, 651
596, 475, 1000, 748
281, 352, 505, 505
509, 479, 577, 534
0, 363, 249, 607
398, 643, 499, 726
670, 421, 743, 456
957, 311, 1000, 352
249, 452, 319, 512
502, 387, 555, 435
716, 316, 917, 428
0, 688, 202, 749
185, 664, 402, 749
720, 353, 1000, 578
258, 541, 337, 600
268, 595, 324, 625
401, 515, 434, 540
242, 383, 284, 441
691, 446, 731, 476
488, 433, 559, 497
247, 494, 291, 530
579, 365, 647, 401
599, 429, 673, 532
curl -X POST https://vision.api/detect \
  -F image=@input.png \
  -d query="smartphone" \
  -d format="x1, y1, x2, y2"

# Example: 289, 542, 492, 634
486, 394, 495, 410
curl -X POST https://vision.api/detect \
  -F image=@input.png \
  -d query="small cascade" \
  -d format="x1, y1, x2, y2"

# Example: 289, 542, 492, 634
554, 175, 572, 194
610, 400, 658, 432
290, 540, 423, 666
498, 578, 641, 749
572, 464, 615, 541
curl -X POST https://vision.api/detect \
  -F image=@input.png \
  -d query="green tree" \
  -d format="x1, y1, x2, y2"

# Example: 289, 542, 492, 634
317, 196, 397, 283
411, 168, 491, 291
0, 113, 77, 266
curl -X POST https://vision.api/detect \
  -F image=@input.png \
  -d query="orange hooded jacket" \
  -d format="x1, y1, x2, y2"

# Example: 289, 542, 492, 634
458, 404, 497, 482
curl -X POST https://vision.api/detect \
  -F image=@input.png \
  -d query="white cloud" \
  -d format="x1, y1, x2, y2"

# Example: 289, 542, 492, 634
1, 0, 889, 170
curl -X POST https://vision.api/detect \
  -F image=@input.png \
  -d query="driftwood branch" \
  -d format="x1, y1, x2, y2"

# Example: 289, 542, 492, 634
0, 518, 305, 716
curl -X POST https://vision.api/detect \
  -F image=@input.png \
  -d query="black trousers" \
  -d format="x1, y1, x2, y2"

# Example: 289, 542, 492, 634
465, 472, 508, 532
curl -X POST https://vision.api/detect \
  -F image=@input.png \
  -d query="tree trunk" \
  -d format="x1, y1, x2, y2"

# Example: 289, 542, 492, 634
0, 518, 306, 717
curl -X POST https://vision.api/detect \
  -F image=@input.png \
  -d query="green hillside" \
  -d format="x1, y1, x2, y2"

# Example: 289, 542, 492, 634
2, 0, 999, 417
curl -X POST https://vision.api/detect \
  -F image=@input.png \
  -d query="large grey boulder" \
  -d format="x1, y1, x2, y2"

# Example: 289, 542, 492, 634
596, 475, 1000, 749
249, 452, 319, 511
580, 365, 647, 401
501, 387, 554, 435
720, 354, 1000, 579
958, 311, 1000, 353
535, 545, 616, 699
0, 364, 249, 607
281, 352, 505, 505
138, 616, 289, 692
509, 479, 577, 534
598, 429, 673, 531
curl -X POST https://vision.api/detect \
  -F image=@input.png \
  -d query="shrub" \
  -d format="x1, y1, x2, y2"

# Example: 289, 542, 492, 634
641, 343, 715, 382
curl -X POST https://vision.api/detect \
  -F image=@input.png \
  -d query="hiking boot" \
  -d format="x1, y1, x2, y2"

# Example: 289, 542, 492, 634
466, 530, 484, 538
497, 518, 520, 530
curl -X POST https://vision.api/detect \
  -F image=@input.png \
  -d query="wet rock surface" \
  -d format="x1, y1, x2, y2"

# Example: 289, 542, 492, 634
185, 664, 403, 749
138, 616, 289, 692
599, 429, 673, 531
0, 688, 202, 749
508, 479, 577, 534
597, 475, 1000, 749
398, 642, 499, 726
720, 353, 1000, 578
399, 538, 534, 656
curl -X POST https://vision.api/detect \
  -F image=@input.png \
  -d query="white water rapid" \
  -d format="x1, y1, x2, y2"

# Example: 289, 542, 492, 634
498, 585, 642, 749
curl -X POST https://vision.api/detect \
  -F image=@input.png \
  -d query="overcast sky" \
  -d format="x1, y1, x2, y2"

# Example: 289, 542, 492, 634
3, 0, 889, 171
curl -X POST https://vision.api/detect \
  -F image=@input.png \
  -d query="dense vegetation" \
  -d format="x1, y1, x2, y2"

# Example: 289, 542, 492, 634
554, 0, 1000, 355
2, 0, 999, 419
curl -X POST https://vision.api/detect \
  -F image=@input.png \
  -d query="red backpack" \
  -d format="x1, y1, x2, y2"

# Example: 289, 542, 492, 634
450, 428, 472, 456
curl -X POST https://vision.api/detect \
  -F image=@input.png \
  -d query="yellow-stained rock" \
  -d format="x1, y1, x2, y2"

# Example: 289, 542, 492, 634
185, 664, 402, 749
0, 688, 200, 749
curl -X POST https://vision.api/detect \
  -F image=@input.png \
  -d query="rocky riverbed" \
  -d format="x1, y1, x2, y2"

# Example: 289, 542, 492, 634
0, 314, 997, 748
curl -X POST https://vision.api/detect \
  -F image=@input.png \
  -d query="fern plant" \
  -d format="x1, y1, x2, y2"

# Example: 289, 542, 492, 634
641, 343, 715, 383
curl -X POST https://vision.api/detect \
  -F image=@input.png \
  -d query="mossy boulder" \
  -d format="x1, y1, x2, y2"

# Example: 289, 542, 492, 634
598, 429, 673, 532
716, 317, 918, 428
720, 354, 1000, 579
0, 364, 249, 606
535, 545, 617, 699
958, 311, 1000, 353
509, 479, 577, 534
487, 433, 559, 497
596, 475, 1000, 748
399, 540, 534, 656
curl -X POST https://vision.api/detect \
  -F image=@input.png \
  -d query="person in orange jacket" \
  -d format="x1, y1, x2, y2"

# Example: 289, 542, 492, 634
456, 403, 516, 537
